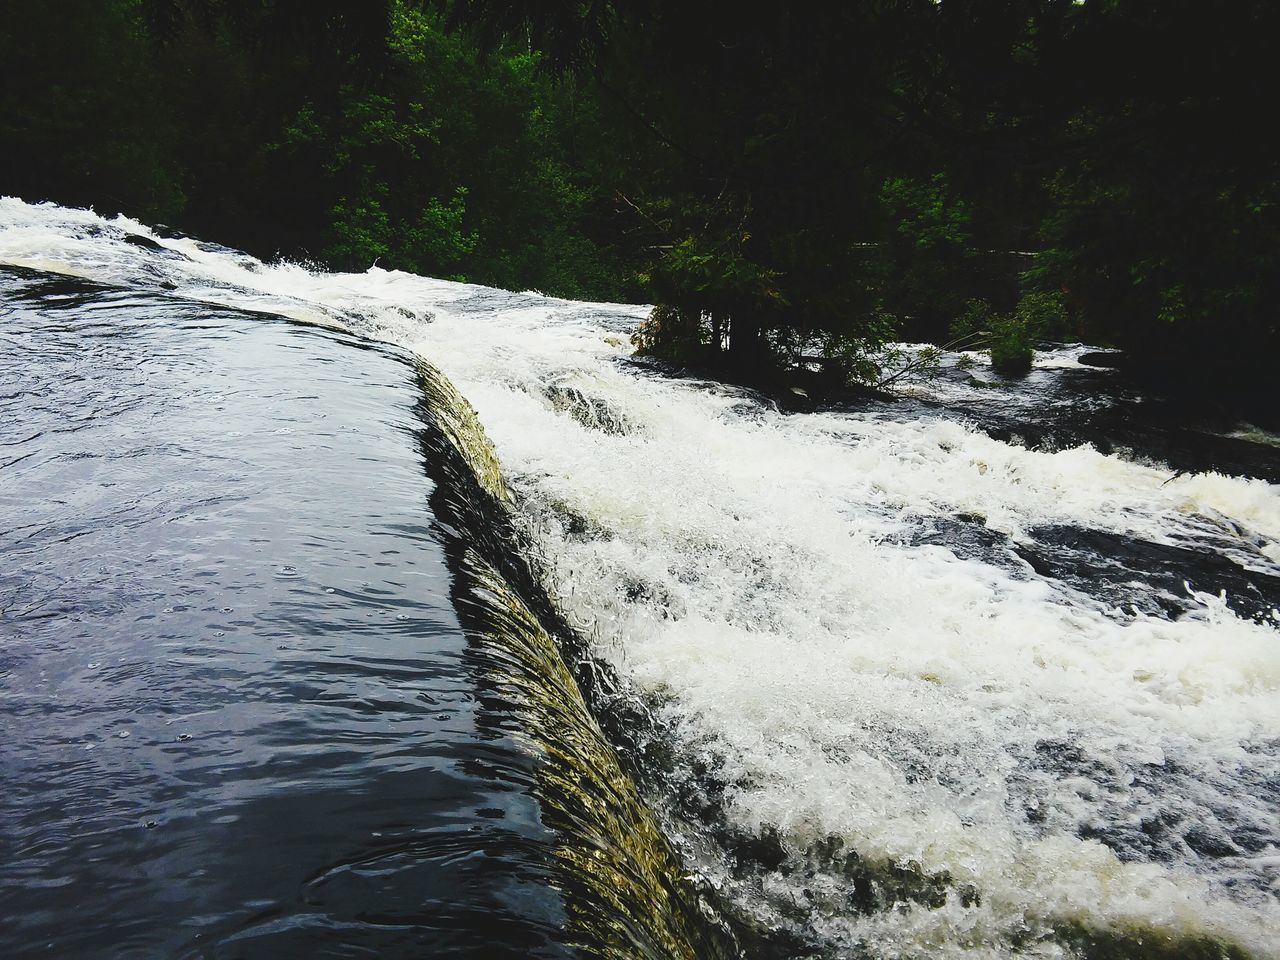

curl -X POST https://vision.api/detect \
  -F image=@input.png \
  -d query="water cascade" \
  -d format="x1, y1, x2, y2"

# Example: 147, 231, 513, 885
2, 199, 1277, 958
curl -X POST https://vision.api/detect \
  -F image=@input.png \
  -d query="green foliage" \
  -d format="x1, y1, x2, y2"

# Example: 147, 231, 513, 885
1014, 291, 1068, 341
6, 0, 1277, 407
326, 186, 477, 277
262, 6, 634, 292
951, 292, 1065, 377
658, 236, 780, 310
819, 312, 902, 387
1, 0, 640, 299
1029, 160, 1279, 385
873, 174, 980, 334
988, 328, 1033, 376
631, 304, 707, 364
273, 69, 478, 277
951, 300, 994, 340
881, 175, 974, 252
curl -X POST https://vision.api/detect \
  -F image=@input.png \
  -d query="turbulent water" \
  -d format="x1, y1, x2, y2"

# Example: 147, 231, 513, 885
2, 199, 1278, 959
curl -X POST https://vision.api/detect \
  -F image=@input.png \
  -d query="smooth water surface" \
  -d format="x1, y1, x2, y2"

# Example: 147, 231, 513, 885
0, 270, 575, 958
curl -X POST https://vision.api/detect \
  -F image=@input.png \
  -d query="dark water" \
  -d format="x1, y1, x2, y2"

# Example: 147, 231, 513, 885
896, 349, 1280, 483
0, 269, 727, 959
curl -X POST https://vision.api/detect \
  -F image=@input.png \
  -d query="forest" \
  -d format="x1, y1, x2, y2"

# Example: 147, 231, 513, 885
3, 0, 1276, 410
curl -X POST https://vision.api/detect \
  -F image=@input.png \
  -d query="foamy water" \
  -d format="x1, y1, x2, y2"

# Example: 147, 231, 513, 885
3, 199, 1278, 958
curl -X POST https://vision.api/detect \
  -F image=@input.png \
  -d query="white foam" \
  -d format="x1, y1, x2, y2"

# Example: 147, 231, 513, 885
3, 198, 1278, 957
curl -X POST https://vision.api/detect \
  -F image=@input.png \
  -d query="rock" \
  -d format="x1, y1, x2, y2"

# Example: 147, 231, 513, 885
1077, 350, 1126, 369
122, 233, 165, 251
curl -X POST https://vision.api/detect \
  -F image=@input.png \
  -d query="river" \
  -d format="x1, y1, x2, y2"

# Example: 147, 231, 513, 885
1, 199, 1277, 959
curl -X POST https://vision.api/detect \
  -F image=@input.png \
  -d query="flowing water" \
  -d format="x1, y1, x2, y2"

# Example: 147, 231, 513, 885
0, 264, 728, 958
1, 199, 1277, 959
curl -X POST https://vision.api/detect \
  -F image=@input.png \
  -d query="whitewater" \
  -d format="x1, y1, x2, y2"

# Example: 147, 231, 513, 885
2, 199, 1277, 958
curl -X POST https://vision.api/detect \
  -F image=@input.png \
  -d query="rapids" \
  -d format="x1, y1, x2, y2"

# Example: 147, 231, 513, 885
2, 199, 1277, 959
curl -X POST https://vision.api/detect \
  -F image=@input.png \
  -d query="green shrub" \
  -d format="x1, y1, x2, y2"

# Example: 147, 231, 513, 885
987, 320, 1035, 375
950, 293, 1066, 377
1014, 291, 1068, 340
631, 304, 710, 364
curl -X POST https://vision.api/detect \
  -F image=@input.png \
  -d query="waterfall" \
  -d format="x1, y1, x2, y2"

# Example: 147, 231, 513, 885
3, 198, 1277, 959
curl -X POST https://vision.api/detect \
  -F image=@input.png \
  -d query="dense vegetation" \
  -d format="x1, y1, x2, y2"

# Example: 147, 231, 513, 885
2, 1, 1275, 409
